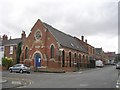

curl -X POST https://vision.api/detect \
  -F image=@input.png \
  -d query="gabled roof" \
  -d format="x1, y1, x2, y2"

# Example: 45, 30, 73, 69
43, 23, 87, 53
2, 38, 22, 46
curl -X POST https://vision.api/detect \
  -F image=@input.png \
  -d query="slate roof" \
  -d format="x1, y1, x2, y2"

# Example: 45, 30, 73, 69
2, 38, 22, 46
43, 23, 87, 53
95, 48, 103, 55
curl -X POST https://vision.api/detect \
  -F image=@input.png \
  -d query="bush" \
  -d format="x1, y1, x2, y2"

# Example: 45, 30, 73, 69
2, 57, 13, 69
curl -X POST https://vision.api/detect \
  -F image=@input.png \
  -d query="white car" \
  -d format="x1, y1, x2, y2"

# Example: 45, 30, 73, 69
9, 64, 30, 73
116, 62, 120, 69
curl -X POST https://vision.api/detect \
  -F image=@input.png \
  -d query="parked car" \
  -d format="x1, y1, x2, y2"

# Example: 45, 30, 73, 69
95, 60, 104, 67
9, 64, 30, 73
111, 62, 116, 65
116, 62, 120, 69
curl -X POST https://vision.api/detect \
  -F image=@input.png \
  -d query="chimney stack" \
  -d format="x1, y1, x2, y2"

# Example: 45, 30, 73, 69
21, 31, 26, 39
3, 34, 8, 41
85, 39, 87, 43
81, 36, 84, 42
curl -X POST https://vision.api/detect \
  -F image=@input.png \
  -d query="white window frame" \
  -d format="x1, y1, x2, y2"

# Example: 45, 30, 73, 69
9, 46, 13, 54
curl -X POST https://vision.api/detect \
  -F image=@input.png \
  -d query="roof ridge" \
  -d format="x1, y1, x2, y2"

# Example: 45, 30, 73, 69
43, 22, 74, 39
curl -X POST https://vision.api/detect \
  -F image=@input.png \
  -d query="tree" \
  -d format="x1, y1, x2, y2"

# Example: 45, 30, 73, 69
2, 57, 13, 69
16, 42, 22, 64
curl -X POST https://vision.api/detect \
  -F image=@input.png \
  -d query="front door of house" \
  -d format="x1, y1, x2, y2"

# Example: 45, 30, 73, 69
35, 53, 41, 68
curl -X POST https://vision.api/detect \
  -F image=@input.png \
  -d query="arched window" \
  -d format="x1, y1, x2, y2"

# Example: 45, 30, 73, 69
74, 53, 77, 63
62, 50, 65, 67
25, 47, 29, 59
69, 52, 72, 67
50, 45, 54, 58
79, 54, 81, 65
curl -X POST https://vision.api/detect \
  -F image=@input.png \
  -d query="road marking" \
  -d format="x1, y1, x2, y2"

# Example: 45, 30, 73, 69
117, 82, 120, 84
80, 84, 88, 87
103, 82, 107, 85
116, 80, 120, 84
78, 72, 82, 73
3, 77, 20, 80
3, 77, 34, 88
12, 81, 21, 85
96, 68, 102, 69
116, 85, 119, 88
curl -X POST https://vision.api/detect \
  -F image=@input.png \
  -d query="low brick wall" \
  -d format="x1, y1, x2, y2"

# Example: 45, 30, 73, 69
0, 66, 7, 71
33, 66, 76, 73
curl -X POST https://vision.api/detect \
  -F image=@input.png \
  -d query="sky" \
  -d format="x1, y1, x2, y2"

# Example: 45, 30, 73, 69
0, 0, 119, 53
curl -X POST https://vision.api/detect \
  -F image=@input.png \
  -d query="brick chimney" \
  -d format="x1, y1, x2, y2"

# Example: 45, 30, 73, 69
21, 31, 26, 39
3, 34, 8, 41
81, 36, 84, 42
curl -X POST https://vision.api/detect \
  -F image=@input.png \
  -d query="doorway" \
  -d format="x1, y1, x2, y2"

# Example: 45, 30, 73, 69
35, 53, 41, 68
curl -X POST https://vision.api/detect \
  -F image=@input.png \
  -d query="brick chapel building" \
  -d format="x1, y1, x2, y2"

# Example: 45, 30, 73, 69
20, 19, 91, 71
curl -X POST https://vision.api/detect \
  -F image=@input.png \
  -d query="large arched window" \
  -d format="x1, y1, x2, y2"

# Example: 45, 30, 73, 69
25, 47, 29, 59
62, 50, 65, 67
50, 45, 54, 58
83, 55, 85, 67
69, 52, 72, 67
74, 53, 77, 63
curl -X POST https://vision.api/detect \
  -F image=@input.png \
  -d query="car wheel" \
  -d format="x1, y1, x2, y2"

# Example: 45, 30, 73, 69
19, 69, 23, 73
27, 71, 30, 74
9, 69, 12, 73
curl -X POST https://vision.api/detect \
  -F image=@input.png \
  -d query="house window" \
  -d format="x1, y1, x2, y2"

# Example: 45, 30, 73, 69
25, 47, 29, 59
9, 46, 13, 54
50, 45, 54, 58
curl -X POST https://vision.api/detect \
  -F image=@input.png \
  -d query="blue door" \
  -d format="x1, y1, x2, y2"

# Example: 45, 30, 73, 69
35, 53, 41, 68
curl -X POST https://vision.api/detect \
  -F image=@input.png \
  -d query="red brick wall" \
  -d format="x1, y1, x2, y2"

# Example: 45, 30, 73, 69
60, 47, 89, 68
4, 45, 17, 64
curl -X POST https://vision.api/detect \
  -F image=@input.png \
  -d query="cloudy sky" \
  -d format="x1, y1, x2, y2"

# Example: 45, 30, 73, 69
0, 0, 119, 53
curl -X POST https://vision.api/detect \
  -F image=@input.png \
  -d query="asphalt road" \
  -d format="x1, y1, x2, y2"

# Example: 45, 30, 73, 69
2, 65, 118, 88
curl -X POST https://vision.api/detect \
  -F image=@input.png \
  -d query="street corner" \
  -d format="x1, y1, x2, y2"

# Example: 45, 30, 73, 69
2, 77, 33, 88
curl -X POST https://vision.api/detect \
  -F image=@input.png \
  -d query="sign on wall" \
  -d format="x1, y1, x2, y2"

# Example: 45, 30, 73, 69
0, 46, 4, 52
0, 46, 4, 65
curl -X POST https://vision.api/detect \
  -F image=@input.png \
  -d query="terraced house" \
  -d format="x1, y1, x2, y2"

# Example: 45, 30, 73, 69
1, 35, 22, 64
19, 19, 96, 72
